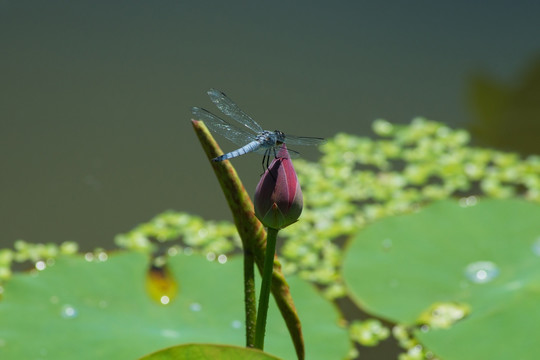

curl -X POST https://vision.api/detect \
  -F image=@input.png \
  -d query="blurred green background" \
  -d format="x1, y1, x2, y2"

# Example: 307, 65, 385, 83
2, 0, 539, 250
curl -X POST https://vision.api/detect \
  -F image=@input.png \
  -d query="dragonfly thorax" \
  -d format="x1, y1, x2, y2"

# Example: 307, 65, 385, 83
256, 130, 282, 147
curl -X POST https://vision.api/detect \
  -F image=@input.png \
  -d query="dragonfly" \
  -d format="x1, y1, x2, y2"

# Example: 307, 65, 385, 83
191, 89, 326, 167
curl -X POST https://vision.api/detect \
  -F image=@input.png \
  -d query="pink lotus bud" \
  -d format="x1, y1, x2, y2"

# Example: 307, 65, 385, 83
254, 144, 303, 229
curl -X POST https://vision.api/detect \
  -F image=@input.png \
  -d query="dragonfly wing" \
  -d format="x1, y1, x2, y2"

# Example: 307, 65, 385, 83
284, 134, 327, 146
207, 89, 264, 134
192, 107, 256, 146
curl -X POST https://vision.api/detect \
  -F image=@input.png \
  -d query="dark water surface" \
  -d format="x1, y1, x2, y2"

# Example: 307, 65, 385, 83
2, 1, 539, 250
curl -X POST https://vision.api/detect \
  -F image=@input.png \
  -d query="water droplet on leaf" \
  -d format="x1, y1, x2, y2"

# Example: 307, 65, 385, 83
459, 196, 478, 207
231, 320, 242, 329
97, 252, 108, 262
464, 261, 499, 284
167, 246, 179, 257
35, 261, 46, 271
60, 305, 78, 319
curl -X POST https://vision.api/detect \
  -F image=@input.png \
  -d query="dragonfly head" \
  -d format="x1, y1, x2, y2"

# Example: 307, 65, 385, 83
274, 130, 286, 144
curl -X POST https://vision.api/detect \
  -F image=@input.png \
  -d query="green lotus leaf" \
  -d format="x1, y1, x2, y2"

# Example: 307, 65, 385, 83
343, 198, 540, 359
140, 343, 280, 360
0, 251, 348, 359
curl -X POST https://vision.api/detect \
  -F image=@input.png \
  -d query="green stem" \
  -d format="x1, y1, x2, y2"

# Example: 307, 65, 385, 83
243, 249, 257, 347
254, 227, 279, 350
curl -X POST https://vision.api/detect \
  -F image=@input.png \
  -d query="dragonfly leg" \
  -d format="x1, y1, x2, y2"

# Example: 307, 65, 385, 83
266, 150, 272, 170
260, 150, 268, 176
260, 149, 276, 179
272, 146, 278, 159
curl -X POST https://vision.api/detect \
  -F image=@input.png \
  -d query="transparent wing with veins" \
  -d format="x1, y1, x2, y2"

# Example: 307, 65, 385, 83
206, 89, 326, 147
284, 134, 326, 146
207, 88, 264, 134
191, 107, 257, 146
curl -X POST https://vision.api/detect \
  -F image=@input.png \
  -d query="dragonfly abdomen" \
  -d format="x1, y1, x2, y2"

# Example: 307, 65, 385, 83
212, 140, 263, 162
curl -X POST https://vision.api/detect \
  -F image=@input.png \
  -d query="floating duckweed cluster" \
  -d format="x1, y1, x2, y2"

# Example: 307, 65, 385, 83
417, 302, 470, 330
114, 210, 241, 256
0, 240, 78, 281
348, 319, 390, 346
392, 325, 437, 360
